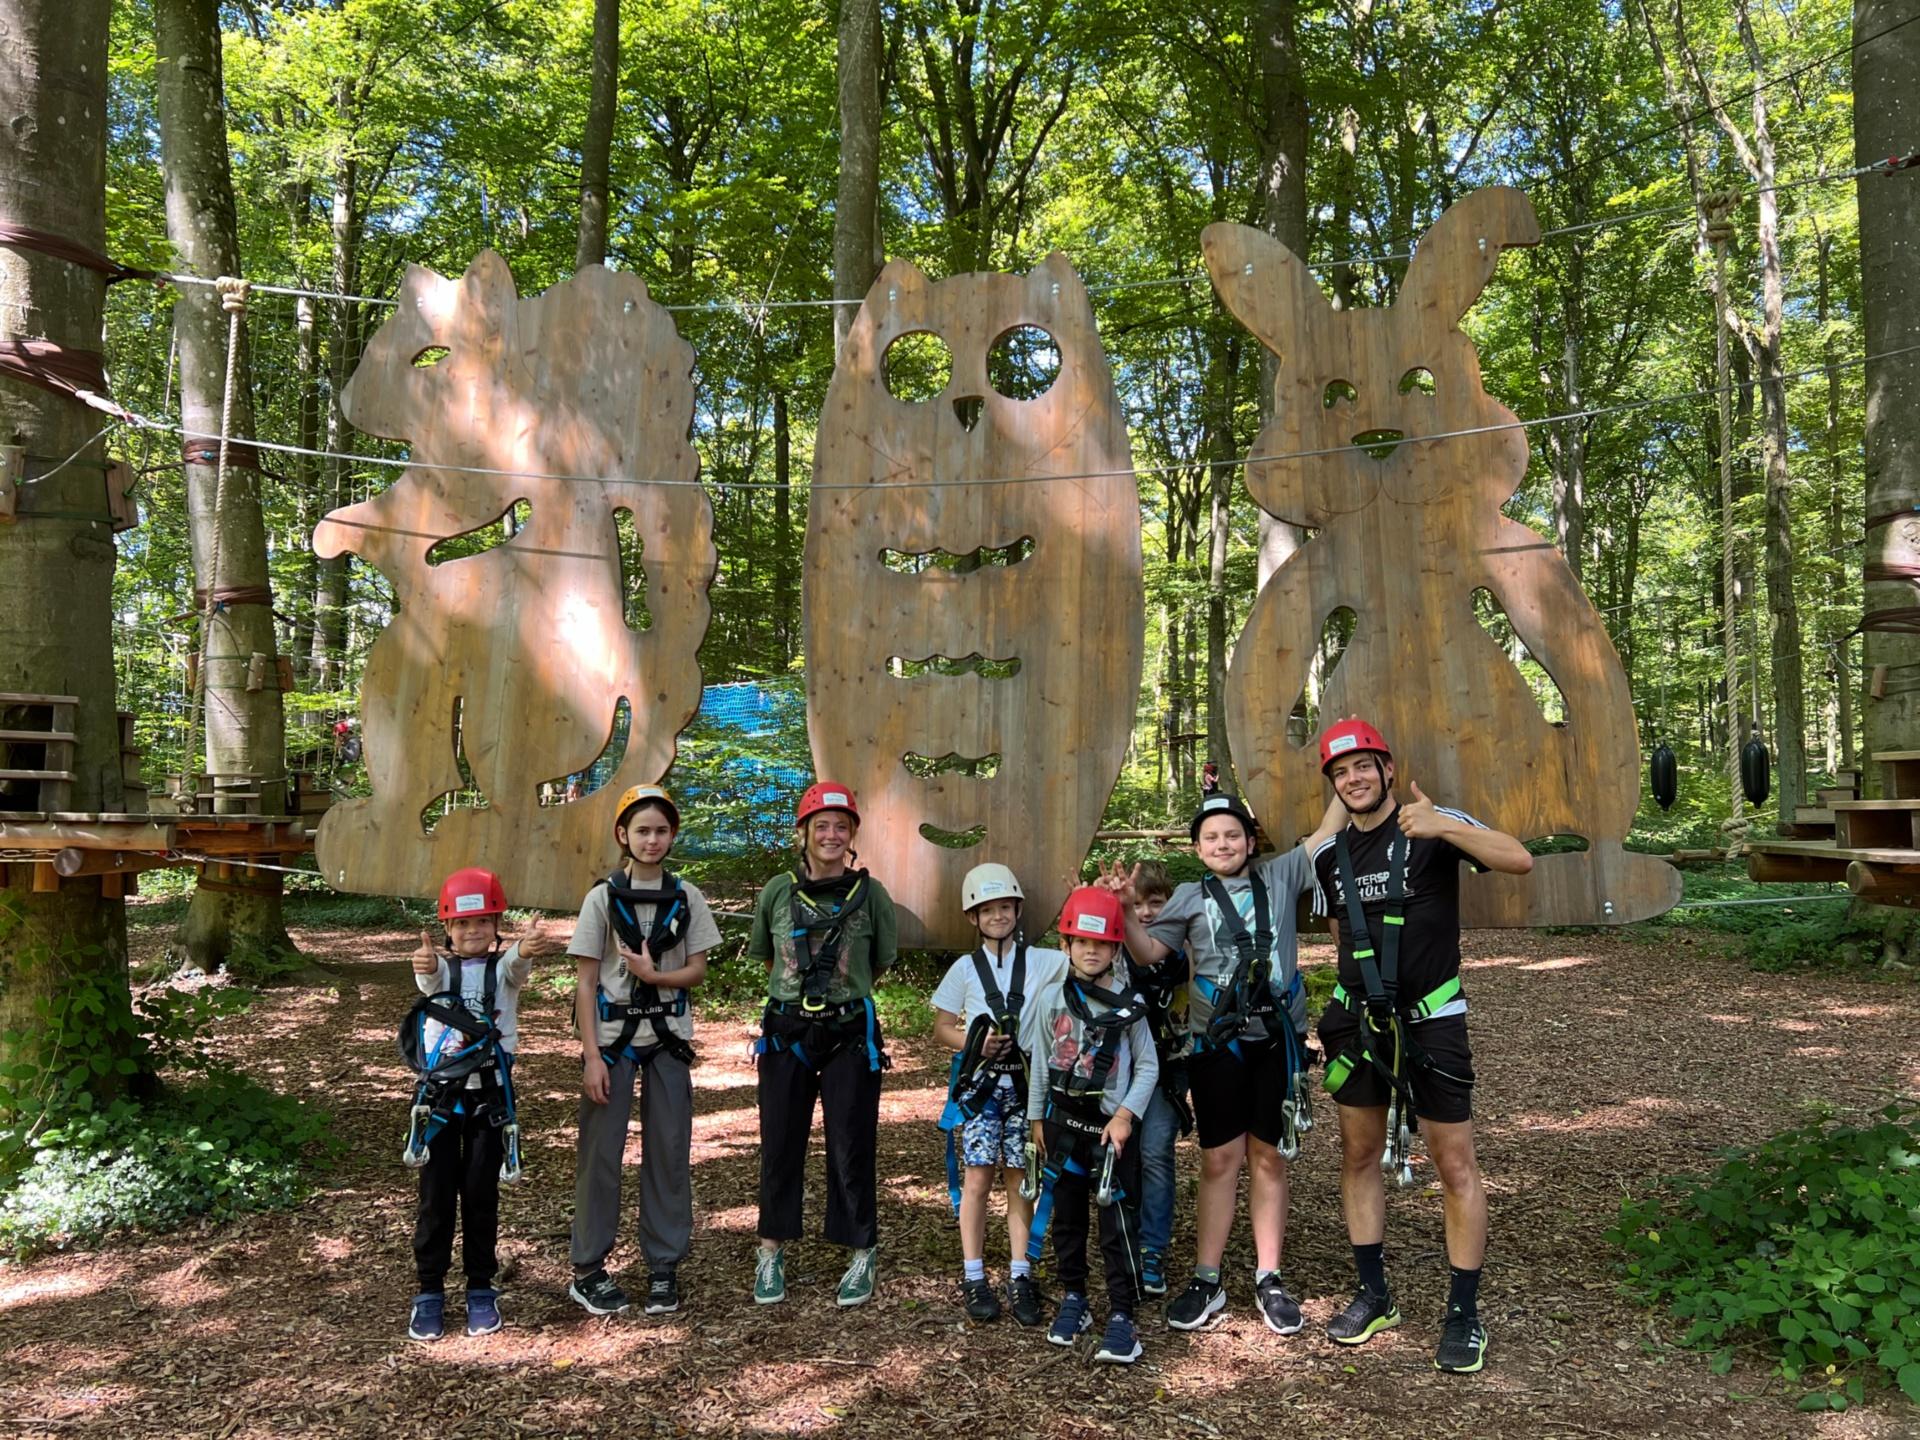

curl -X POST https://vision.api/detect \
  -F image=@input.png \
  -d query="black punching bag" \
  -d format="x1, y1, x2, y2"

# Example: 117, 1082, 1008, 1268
1740, 737, 1772, 806
1650, 742, 1678, 811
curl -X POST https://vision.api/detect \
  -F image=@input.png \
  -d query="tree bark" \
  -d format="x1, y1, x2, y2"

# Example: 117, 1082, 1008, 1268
1856, 0, 1920, 788
1204, 328, 1241, 787
155, 0, 294, 967
1252, 0, 1308, 597
0, 0, 135, 1100
576, 0, 620, 270
772, 390, 795, 662
310, 99, 358, 687
833, 0, 884, 352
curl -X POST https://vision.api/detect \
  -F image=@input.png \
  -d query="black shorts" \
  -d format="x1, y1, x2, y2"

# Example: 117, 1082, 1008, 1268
1186, 1034, 1295, 1151
1318, 1006, 1475, 1125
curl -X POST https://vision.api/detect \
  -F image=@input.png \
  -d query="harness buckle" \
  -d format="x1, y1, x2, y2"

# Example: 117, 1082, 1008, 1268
801, 994, 827, 1014
401, 1103, 432, 1168
499, 1121, 523, 1185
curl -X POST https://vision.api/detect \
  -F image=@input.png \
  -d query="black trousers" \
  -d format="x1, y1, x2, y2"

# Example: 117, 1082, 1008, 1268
1047, 1134, 1143, 1315
412, 1098, 505, 1292
757, 1041, 881, 1248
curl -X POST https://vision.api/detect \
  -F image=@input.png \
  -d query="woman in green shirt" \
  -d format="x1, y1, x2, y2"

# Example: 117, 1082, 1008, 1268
748, 780, 898, 1308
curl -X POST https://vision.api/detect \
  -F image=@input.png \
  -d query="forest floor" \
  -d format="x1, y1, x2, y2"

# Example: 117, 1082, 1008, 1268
2, 918, 1917, 1439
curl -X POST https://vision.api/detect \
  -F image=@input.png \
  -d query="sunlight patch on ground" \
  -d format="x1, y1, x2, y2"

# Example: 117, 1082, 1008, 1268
1515, 956, 1593, 972
1499, 1094, 1689, 1137
137, 1258, 231, 1309
701, 1203, 760, 1233
0, 1265, 125, 1311
411, 1317, 683, 1370
725, 1346, 929, 1436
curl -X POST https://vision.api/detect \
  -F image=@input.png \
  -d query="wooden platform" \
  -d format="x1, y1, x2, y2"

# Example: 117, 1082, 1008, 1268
0, 810, 317, 896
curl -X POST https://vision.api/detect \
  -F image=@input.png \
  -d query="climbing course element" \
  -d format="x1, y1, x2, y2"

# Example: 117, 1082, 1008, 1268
804, 256, 1145, 950
313, 254, 714, 912
1204, 189, 1679, 927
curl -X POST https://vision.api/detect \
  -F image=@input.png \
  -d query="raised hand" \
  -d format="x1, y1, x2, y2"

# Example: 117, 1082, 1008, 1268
1096, 858, 1141, 905
1396, 780, 1448, 840
411, 927, 440, 976
516, 917, 568, 960
620, 939, 658, 984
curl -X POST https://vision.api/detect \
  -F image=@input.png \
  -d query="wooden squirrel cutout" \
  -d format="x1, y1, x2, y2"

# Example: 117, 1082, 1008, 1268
805, 255, 1145, 950
312, 253, 714, 912
1205, 189, 1679, 926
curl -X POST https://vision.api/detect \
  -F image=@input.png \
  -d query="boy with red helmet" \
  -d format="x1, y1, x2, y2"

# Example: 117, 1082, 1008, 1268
747, 781, 899, 1308
1309, 718, 1532, 1375
404, 867, 561, 1341
1018, 886, 1159, 1365
1103, 788, 1347, 1337
565, 784, 721, 1319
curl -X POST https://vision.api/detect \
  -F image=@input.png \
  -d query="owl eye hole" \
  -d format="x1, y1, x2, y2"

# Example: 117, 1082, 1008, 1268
1400, 367, 1436, 396
1324, 380, 1357, 409
988, 325, 1060, 401
884, 332, 953, 403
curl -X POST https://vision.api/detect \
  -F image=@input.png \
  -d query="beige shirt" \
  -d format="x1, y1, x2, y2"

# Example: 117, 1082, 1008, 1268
569, 875, 720, 1052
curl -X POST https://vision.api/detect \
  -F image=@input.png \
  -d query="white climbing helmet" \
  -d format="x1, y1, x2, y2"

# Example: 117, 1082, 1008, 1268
960, 863, 1025, 913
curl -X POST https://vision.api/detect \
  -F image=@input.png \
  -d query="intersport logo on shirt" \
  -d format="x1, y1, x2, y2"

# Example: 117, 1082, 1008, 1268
1340, 870, 1418, 905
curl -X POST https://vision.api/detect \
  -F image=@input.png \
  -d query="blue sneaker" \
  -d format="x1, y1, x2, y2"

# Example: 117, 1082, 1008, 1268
407, 1292, 445, 1342
466, 1288, 501, 1336
1141, 1249, 1167, 1298
1048, 1291, 1092, 1347
1094, 1311, 1142, 1365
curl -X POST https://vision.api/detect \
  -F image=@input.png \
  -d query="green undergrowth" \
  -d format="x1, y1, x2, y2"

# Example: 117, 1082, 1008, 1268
1608, 1103, 1920, 1411
1628, 864, 1891, 973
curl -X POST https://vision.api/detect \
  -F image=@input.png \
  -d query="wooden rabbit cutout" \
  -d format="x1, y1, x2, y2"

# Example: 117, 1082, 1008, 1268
805, 255, 1145, 950
1205, 189, 1679, 925
312, 253, 715, 912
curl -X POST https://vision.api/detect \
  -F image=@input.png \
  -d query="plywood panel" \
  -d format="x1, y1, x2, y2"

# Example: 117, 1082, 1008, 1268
312, 254, 714, 912
805, 256, 1145, 950
1205, 189, 1679, 927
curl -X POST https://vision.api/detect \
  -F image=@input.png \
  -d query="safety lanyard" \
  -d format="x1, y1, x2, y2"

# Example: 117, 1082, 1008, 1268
1333, 828, 1408, 1009
1201, 872, 1276, 1016
791, 872, 868, 1005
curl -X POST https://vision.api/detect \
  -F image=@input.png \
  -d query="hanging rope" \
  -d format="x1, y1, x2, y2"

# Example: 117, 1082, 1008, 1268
1704, 188, 1744, 824
178, 277, 250, 804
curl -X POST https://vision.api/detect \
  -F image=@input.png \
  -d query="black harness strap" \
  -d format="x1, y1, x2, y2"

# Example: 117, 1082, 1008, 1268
1053, 976, 1146, 1101
1332, 829, 1420, 1106
790, 871, 871, 1009
950, 943, 1030, 1117
1200, 872, 1277, 1045
601, 871, 695, 1065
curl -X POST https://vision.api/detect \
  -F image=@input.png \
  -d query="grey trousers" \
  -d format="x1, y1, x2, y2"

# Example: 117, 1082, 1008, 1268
570, 1049, 694, 1277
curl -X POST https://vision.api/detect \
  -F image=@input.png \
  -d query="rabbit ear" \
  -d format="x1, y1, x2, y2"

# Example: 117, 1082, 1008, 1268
1400, 187, 1541, 325
1202, 223, 1330, 359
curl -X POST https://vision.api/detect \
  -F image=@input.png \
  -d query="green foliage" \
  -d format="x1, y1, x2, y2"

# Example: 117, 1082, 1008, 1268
0, 1071, 332, 1258
1607, 1104, 1920, 1410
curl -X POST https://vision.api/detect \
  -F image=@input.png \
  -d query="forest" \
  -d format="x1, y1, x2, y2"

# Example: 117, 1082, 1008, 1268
1, 0, 1918, 1435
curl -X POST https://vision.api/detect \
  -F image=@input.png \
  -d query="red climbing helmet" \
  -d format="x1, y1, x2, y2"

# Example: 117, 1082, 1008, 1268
438, 867, 507, 921
796, 781, 860, 829
1058, 886, 1125, 943
1319, 718, 1392, 774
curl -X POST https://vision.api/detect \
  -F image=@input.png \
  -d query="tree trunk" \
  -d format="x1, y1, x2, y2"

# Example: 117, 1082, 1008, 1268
1204, 329, 1240, 788
833, 0, 883, 353
1252, 0, 1308, 597
290, 289, 320, 678
772, 390, 794, 662
1818, 228, 1857, 773
310, 110, 358, 687
1856, 0, 1920, 786
155, 0, 294, 967
575, 0, 620, 270
0, 0, 135, 1101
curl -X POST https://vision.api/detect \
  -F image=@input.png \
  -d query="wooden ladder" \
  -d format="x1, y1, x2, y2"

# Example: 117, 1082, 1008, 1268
0, 692, 78, 813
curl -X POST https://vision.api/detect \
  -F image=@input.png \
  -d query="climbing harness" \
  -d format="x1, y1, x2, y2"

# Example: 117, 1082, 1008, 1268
397, 945, 521, 1183
940, 942, 1032, 1215
1193, 875, 1310, 1158
754, 871, 887, 1073
596, 869, 695, 1066
787, 870, 872, 1012
1134, 953, 1195, 1137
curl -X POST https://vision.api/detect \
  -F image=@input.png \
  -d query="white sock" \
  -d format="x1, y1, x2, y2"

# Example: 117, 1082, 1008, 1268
963, 1257, 986, 1281
1256, 1267, 1279, 1284
1009, 1259, 1032, 1279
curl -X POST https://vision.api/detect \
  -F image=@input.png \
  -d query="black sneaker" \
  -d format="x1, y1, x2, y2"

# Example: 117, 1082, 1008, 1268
645, 1271, 680, 1316
568, 1269, 630, 1316
1009, 1274, 1045, 1327
1327, 1287, 1400, 1346
962, 1276, 1001, 1322
1434, 1307, 1488, 1373
1254, 1273, 1304, 1336
1165, 1276, 1227, 1331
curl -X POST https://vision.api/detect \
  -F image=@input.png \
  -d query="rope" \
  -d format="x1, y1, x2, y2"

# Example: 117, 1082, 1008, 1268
179, 277, 250, 802
1668, 891, 1850, 911
1706, 188, 1744, 824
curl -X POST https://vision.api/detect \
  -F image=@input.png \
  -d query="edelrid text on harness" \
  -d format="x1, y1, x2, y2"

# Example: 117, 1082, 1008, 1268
940, 943, 1032, 1215
1322, 829, 1470, 1186
1026, 977, 1146, 1262
397, 949, 521, 1182
597, 870, 695, 1066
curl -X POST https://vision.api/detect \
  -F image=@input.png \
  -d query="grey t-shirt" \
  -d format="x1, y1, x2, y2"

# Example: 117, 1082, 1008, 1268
1145, 846, 1314, 1042
569, 876, 721, 1052
1020, 972, 1159, 1122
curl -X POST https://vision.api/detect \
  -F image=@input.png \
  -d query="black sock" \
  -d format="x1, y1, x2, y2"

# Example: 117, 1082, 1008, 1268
1353, 1242, 1387, 1298
1447, 1265, 1482, 1316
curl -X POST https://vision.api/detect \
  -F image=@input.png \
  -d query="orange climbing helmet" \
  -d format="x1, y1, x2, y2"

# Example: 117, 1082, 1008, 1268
1319, 718, 1392, 774
1058, 886, 1125, 943
796, 781, 860, 829
614, 783, 680, 834
438, 867, 507, 921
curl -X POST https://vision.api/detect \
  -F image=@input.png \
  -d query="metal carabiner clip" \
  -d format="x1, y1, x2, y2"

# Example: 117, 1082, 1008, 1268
499, 1121, 523, 1184
1277, 1102, 1301, 1162
1095, 1142, 1119, 1207
1019, 1140, 1041, 1201
1291, 1068, 1316, 1134
401, 1103, 432, 1168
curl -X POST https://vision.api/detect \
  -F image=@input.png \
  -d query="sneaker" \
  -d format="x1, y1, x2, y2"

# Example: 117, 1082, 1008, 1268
465, 1288, 502, 1336
645, 1271, 680, 1316
1094, 1312, 1142, 1364
1165, 1275, 1227, 1331
1254, 1273, 1304, 1336
1009, 1274, 1045, 1327
568, 1269, 630, 1316
753, 1245, 786, 1305
961, 1276, 1001, 1322
837, 1246, 877, 1307
407, 1292, 444, 1342
1048, 1290, 1092, 1346
1434, 1307, 1488, 1373
1327, 1287, 1401, 1346
1141, 1249, 1167, 1298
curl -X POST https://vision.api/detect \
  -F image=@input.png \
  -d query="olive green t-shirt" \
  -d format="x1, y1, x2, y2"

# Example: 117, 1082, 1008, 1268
748, 870, 898, 1005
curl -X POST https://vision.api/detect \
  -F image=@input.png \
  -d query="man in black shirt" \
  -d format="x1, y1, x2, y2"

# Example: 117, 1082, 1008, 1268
1308, 719, 1531, 1375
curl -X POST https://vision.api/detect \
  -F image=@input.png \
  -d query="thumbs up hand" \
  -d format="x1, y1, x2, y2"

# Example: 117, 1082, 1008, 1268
1396, 780, 1447, 840
411, 928, 441, 976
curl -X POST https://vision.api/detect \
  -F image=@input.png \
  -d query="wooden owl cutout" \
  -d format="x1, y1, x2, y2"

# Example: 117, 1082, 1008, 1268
1205, 189, 1679, 926
312, 253, 715, 911
805, 255, 1145, 950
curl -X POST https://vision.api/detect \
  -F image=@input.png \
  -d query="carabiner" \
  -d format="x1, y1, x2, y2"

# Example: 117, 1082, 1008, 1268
499, 1121, 524, 1184
1019, 1139, 1041, 1201
401, 1103, 432, 1169
1095, 1141, 1119, 1207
